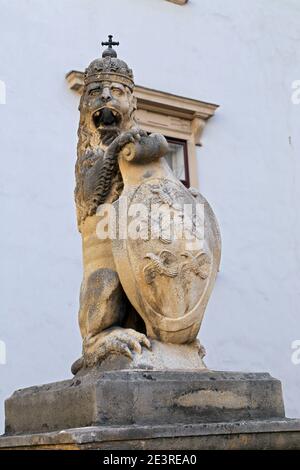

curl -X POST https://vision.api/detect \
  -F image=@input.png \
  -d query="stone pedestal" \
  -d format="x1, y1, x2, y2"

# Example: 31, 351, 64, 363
1, 369, 300, 450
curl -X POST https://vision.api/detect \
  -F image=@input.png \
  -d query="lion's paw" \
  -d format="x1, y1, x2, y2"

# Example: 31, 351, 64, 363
83, 327, 151, 368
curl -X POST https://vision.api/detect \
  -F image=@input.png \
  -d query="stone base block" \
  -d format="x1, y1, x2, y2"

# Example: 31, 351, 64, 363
3, 370, 286, 436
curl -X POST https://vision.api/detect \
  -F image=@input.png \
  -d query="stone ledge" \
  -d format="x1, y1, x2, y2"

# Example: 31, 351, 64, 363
166, 0, 189, 5
1, 419, 300, 450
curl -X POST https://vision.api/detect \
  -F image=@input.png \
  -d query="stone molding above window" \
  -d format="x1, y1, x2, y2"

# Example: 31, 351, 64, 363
166, 0, 188, 5
66, 70, 218, 188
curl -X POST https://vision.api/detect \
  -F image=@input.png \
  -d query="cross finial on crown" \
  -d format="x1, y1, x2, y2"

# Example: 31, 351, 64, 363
101, 35, 119, 58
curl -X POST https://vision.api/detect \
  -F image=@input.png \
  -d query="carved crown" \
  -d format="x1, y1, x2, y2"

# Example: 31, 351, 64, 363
84, 38, 134, 91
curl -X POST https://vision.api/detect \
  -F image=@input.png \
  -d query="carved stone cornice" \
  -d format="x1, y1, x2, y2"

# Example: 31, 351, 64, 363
66, 70, 84, 93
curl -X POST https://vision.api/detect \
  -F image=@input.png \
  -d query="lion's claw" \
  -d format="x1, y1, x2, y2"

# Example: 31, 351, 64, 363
83, 327, 151, 368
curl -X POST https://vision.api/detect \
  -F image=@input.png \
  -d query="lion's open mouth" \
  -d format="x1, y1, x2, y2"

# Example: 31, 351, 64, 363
92, 107, 122, 128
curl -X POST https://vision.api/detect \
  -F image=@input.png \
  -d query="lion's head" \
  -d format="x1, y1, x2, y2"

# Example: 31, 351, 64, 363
77, 52, 137, 155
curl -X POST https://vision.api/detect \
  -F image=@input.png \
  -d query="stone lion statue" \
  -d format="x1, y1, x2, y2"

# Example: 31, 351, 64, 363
72, 39, 221, 374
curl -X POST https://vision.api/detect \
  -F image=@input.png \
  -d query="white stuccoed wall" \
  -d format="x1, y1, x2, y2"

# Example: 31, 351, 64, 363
0, 0, 299, 432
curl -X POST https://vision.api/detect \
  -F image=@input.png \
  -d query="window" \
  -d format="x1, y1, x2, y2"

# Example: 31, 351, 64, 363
165, 137, 189, 187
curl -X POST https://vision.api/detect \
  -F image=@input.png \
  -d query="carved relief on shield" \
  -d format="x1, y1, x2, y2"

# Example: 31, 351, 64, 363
121, 177, 213, 321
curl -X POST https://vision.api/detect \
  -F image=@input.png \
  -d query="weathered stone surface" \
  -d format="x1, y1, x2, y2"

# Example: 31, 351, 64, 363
1, 419, 300, 450
166, 0, 189, 6
4, 370, 285, 436
82, 340, 206, 372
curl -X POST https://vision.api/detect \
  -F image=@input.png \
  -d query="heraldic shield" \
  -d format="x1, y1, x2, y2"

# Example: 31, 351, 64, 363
112, 133, 221, 344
